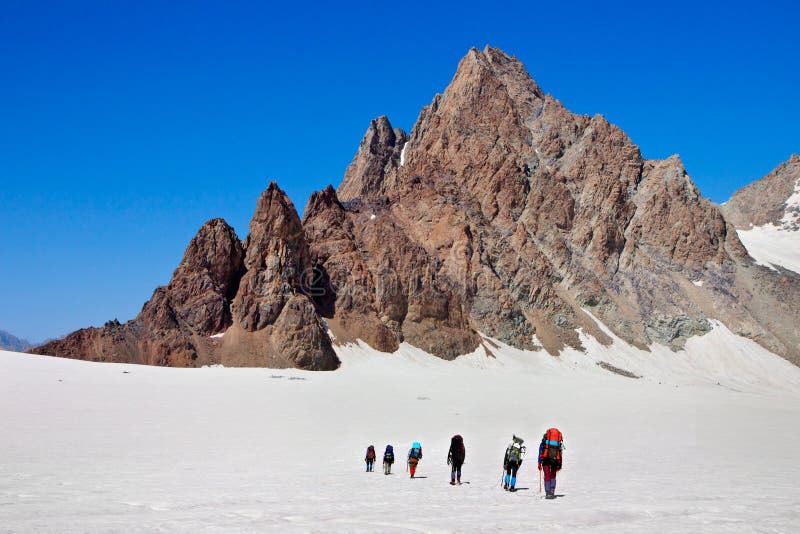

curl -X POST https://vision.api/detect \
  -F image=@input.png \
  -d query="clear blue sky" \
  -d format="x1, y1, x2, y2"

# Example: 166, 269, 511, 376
1, 0, 798, 343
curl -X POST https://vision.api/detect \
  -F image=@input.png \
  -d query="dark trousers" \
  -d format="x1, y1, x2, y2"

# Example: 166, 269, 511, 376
366, 459, 374, 471
451, 462, 462, 482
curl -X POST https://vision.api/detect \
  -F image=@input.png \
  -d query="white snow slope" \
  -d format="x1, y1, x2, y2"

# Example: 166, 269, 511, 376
3, 320, 800, 533
736, 177, 800, 274
737, 224, 800, 274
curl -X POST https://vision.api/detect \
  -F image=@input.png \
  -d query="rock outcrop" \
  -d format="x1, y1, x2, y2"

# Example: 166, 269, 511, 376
33, 188, 339, 370
304, 186, 479, 359
722, 154, 800, 230
328, 46, 800, 363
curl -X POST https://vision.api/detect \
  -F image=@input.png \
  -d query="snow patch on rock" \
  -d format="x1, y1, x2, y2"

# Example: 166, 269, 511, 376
737, 224, 800, 274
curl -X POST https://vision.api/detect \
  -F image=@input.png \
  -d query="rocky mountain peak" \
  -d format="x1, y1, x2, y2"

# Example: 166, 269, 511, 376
329, 46, 799, 363
159, 217, 245, 335
242, 181, 307, 268
458, 46, 545, 102
303, 184, 342, 221
233, 182, 312, 330
337, 116, 407, 203
723, 155, 800, 230
30, 46, 800, 370
171, 218, 244, 298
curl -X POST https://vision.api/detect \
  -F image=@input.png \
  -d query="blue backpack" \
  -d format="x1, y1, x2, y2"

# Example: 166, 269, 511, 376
410, 442, 422, 459
384, 445, 394, 463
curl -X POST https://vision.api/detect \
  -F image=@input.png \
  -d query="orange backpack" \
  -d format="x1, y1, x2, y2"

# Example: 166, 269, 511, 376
541, 428, 563, 463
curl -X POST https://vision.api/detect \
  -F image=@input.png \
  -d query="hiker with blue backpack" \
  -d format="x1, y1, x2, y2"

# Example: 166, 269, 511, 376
538, 428, 564, 499
383, 445, 395, 475
502, 435, 526, 491
407, 441, 423, 478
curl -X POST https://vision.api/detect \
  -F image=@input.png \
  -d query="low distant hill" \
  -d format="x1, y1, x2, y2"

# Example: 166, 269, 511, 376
0, 330, 33, 352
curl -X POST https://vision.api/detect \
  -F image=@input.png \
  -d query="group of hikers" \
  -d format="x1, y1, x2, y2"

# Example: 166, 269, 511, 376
364, 427, 564, 499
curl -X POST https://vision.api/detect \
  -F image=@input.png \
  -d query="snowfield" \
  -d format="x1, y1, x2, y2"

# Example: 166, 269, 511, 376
3, 323, 800, 533
736, 176, 800, 274
737, 224, 800, 274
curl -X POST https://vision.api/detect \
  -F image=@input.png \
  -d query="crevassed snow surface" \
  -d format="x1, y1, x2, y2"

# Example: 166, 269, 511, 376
2, 321, 800, 533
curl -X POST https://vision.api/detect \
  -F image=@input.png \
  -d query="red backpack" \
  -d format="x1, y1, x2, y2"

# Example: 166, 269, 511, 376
540, 428, 563, 463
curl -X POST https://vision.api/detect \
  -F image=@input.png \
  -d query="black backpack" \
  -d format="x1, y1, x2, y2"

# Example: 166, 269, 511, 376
450, 435, 465, 463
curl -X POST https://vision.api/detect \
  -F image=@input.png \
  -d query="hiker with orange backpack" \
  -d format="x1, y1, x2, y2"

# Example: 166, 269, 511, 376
538, 428, 564, 499
365, 445, 376, 472
447, 434, 465, 485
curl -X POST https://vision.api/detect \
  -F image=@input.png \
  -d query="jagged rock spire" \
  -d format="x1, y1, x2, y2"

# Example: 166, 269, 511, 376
338, 116, 407, 202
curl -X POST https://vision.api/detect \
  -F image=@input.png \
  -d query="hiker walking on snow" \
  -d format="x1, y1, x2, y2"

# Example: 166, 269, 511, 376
383, 445, 395, 475
365, 445, 376, 472
503, 435, 526, 491
447, 434, 465, 485
538, 428, 564, 499
407, 441, 423, 478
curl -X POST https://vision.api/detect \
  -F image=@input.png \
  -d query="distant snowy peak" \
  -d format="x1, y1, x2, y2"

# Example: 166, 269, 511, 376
723, 155, 800, 274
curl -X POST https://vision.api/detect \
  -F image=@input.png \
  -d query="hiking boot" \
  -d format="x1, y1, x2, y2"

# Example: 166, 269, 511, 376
509, 487, 517, 492
450, 481, 456, 485
546, 493, 555, 499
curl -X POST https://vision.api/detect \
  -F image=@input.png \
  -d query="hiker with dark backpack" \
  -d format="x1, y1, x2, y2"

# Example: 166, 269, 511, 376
365, 445, 376, 472
407, 441, 423, 478
538, 428, 564, 499
383, 445, 395, 475
502, 435, 526, 491
447, 434, 466, 485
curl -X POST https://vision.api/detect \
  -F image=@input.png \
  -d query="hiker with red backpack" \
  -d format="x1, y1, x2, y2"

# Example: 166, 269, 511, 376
407, 441, 423, 478
538, 428, 564, 499
447, 434, 466, 485
365, 445, 376, 472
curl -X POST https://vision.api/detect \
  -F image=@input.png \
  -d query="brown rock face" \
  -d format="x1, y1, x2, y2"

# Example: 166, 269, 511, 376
32, 46, 800, 368
33, 218, 246, 366
338, 116, 407, 203
331, 45, 800, 363
34, 187, 340, 370
227, 182, 339, 369
303, 185, 479, 358
722, 154, 800, 230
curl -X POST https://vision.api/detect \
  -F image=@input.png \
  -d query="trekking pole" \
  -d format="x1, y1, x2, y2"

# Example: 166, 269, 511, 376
538, 468, 542, 494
